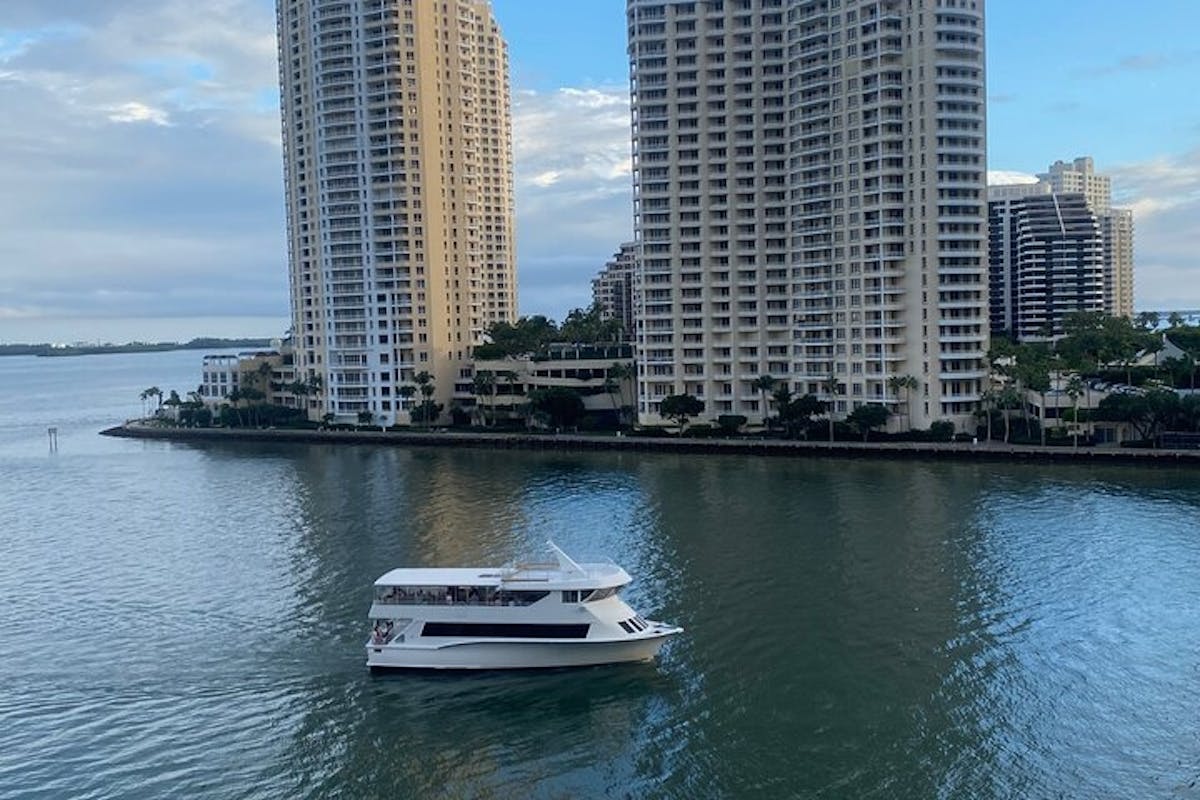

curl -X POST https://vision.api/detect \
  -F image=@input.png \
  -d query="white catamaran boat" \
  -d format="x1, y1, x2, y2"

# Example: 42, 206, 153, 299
366, 542, 682, 670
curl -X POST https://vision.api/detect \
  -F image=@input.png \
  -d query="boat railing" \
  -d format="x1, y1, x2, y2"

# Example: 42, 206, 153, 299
375, 588, 548, 607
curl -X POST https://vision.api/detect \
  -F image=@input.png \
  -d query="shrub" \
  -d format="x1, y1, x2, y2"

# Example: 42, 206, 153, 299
929, 420, 955, 442
716, 414, 748, 435
682, 424, 720, 438
627, 426, 674, 438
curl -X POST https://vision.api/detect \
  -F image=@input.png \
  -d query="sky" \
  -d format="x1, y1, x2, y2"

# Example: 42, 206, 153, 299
0, 1, 1197, 344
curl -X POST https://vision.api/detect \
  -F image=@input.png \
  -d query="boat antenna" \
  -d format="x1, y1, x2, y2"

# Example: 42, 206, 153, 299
546, 540, 585, 574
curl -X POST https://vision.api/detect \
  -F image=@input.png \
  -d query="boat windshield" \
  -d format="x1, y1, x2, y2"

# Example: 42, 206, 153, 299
375, 585, 549, 606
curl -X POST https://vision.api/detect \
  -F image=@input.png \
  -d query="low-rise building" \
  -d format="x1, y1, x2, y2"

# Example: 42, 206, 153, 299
470, 343, 635, 427
199, 347, 299, 410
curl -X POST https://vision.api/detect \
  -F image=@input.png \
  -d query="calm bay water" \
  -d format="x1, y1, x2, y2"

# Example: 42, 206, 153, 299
1, 350, 1199, 798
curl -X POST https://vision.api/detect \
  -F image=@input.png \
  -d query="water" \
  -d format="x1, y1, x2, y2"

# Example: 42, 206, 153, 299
2, 351, 1199, 798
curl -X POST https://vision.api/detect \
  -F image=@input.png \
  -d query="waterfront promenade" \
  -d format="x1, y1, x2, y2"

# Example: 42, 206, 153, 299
102, 423, 1200, 466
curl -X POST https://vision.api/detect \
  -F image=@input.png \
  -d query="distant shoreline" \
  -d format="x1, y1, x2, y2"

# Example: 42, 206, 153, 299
0, 338, 273, 358
100, 423, 1200, 467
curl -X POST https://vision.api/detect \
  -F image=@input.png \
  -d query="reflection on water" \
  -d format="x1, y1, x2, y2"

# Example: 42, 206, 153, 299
2, 349, 1199, 799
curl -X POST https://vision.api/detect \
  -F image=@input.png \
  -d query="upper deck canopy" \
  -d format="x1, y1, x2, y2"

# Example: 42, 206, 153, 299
373, 542, 631, 590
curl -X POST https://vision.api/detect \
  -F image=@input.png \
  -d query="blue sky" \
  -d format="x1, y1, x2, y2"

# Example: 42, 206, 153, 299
0, 0, 1197, 343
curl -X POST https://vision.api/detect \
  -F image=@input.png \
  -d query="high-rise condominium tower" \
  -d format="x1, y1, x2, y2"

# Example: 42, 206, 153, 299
627, 0, 988, 430
1039, 157, 1135, 319
988, 183, 1105, 342
592, 242, 639, 341
277, 0, 515, 425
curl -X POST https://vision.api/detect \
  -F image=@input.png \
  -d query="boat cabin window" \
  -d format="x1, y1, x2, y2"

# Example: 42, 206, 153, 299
561, 587, 617, 603
375, 585, 549, 606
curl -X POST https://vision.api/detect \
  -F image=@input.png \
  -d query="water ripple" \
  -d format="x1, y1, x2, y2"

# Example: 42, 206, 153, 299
4, 356, 1200, 799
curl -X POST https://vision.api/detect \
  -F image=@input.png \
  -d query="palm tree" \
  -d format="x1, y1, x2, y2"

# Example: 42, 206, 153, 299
413, 371, 436, 428
887, 374, 919, 431
977, 387, 997, 442
226, 387, 244, 427
998, 384, 1021, 443
1144, 335, 1165, 378
255, 360, 274, 394
498, 370, 520, 426
398, 384, 417, 423
472, 371, 496, 426
753, 375, 777, 425
607, 362, 635, 426
139, 386, 163, 417
239, 387, 265, 427
821, 374, 840, 442
1065, 375, 1085, 449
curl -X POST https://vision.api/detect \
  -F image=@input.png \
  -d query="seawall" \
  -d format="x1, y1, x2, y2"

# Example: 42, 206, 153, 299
100, 424, 1200, 467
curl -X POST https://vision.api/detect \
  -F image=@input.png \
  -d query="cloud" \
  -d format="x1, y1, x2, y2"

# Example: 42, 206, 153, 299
988, 170, 1039, 186
0, 0, 287, 337
1105, 150, 1200, 309
1079, 51, 1200, 78
511, 85, 633, 317
107, 100, 171, 125
991, 151, 1200, 310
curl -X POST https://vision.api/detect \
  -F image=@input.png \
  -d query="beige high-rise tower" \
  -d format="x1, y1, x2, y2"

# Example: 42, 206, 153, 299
276, 0, 515, 425
627, 0, 989, 431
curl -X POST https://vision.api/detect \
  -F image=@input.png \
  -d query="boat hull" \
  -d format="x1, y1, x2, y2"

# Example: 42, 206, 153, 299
366, 631, 678, 670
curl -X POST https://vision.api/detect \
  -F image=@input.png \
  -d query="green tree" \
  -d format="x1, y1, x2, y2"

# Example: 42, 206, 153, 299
528, 387, 585, 430
1168, 311, 1186, 328
411, 401, 444, 426
559, 304, 622, 344
847, 403, 890, 442
716, 414, 748, 435
1136, 311, 1161, 331
357, 410, 374, 426
779, 393, 825, 439
477, 315, 559, 358
1096, 388, 1180, 445
659, 393, 705, 435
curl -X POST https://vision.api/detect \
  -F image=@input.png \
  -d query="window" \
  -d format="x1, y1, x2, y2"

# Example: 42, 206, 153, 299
421, 623, 590, 639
